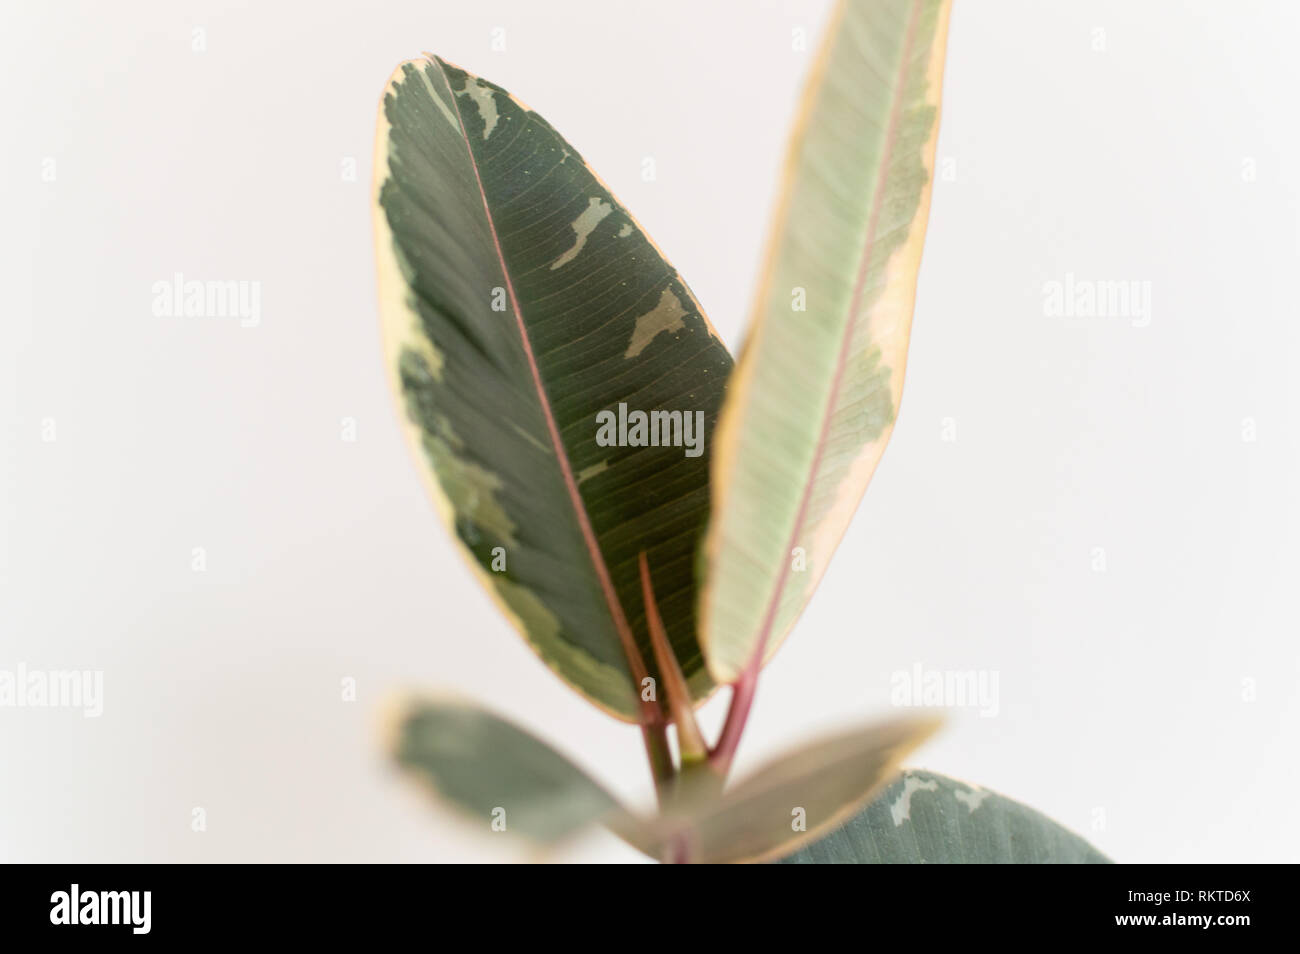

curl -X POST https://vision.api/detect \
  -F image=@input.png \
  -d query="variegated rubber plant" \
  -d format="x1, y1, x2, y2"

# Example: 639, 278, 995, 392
372, 0, 1109, 863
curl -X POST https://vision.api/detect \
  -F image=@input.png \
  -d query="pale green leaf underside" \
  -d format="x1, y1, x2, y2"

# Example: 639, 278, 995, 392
392, 699, 624, 843
701, 0, 952, 682
779, 770, 1112, 864
632, 715, 939, 863
374, 58, 733, 719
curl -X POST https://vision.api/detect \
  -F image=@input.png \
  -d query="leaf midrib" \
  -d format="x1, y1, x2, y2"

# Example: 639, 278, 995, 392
433, 57, 654, 718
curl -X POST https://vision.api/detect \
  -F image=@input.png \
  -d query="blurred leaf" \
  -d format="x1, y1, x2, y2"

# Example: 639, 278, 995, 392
701, 0, 953, 682
392, 698, 627, 843
779, 770, 1112, 863
374, 57, 732, 719
632, 715, 940, 863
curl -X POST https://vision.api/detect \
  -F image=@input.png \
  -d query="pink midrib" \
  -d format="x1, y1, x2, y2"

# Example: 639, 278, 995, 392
435, 60, 654, 716
740, 0, 925, 676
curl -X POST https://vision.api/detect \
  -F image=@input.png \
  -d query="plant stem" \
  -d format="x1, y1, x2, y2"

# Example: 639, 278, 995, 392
638, 553, 710, 766
668, 831, 692, 865
709, 661, 758, 778
641, 719, 674, 805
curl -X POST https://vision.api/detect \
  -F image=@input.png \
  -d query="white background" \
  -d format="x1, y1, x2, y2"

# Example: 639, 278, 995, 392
2, 0, 1297, 863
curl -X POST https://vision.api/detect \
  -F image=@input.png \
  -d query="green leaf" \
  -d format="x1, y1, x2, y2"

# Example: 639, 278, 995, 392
633, 715, 940, 863
700, 0, 953, 683
778, 770, 1112, 864
391, 697, 627, 843
373, 58, 733, 720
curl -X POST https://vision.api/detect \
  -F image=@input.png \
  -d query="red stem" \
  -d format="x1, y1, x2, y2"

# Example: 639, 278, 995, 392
709, 661, 758, 777
640, 720, 673, 805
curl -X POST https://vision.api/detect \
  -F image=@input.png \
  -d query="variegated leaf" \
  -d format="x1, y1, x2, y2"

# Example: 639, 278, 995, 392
701, 0, 953, 682
392, 697, 629, 843
631, 715, 940, 863
779, 770, 1112, 864
374, 58, 733, 719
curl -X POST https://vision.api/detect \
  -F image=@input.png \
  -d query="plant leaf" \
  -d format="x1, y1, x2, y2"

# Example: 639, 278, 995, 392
373, 57, 733, 719
633, 715, 940, 863
391, 697, 629, 843
778, 769, 1112, 863
700, 0, 953, 682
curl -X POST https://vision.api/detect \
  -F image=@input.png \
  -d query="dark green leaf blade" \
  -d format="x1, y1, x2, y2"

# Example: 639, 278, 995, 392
778, 770, 1112, 863
391, 697, 629, 843
373, 58, 733, 719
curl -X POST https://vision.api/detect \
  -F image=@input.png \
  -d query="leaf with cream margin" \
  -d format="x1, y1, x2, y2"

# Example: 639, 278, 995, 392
700, 0, 953, 683
373, 57, 733, 721
392, 697, 645, 844
632, 715, 941, 863
780, 770, 1112, 864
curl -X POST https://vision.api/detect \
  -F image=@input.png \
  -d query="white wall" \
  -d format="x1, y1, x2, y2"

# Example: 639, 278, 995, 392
2, 0, 1296, 862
